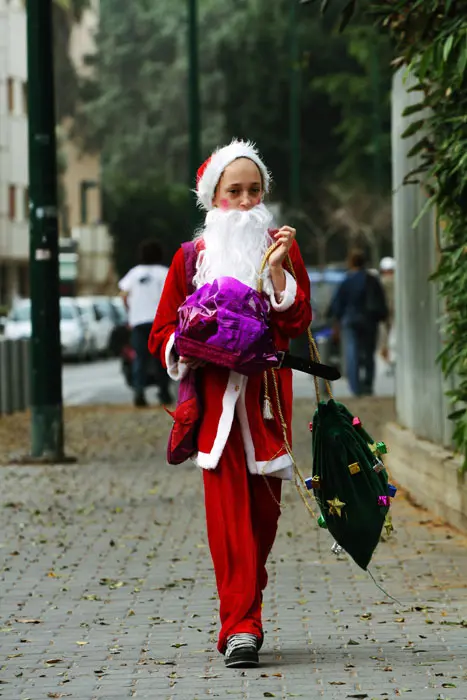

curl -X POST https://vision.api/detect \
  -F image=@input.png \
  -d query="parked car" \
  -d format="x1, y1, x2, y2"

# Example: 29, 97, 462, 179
91, 296, 122, 353
4, 297, 89, 361
75, 296, 114, 357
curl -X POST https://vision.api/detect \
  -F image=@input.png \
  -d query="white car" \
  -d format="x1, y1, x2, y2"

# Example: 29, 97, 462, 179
4, 298, 88, 361
75, 297, 114, 357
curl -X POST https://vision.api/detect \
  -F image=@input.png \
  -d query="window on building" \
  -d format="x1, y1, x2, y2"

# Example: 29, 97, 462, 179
7, 77, 14, 114
8, 185, 16, 220
22, 81, 27, 115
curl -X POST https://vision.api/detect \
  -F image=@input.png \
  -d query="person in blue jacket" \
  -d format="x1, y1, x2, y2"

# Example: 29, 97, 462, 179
330, 248, 388, 396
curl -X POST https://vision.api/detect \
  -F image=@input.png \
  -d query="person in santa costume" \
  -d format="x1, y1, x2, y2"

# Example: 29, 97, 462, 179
149, 139, 311, 668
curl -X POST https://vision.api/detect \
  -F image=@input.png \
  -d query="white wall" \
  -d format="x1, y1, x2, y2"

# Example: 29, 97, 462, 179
392, 69, 453, 447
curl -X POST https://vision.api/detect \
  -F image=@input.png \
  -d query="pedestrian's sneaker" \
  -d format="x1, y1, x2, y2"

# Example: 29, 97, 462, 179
224, 633, 259, 668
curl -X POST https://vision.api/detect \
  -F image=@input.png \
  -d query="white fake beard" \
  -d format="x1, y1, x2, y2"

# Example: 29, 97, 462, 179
193, 203, 274, 293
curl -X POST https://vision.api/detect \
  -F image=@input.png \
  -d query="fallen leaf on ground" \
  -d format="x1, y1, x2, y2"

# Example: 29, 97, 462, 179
45, 659, 63, 665
154, 661, 176, 666
171, 643, 187, 648
15, 618, 42, 624
76, 641, 88, 646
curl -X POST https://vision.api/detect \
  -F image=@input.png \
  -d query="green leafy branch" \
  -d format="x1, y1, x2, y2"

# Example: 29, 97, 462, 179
310, 0, 467, 465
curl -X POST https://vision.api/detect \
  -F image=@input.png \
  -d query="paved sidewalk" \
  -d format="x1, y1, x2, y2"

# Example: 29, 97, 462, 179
0, 399, 467, 700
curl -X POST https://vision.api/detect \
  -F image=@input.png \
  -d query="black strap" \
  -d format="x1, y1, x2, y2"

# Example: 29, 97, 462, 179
277, 352, 341, 381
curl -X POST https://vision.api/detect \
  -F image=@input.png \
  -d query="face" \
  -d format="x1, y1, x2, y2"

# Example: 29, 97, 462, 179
212, 158, 263, 211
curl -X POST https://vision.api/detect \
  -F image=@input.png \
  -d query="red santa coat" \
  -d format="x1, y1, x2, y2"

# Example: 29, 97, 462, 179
149, 239, 312, 480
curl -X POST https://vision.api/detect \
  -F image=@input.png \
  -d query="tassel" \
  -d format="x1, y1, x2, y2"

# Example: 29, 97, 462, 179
263, 371, 274, 420
263, 395, 274, 420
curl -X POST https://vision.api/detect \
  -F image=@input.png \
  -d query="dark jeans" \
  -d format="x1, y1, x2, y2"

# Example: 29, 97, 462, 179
131, 322, 170, 399
342, 324, 378, 396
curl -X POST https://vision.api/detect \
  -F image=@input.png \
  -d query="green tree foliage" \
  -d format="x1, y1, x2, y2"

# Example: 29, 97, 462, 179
53, 0, 90, 121
77, 0, 392, 268
103, 174, 191, 277
317, 0, 467, 463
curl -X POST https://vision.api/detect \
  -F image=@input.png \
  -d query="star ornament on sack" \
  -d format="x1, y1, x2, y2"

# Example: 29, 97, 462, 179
327, 496, 346, 518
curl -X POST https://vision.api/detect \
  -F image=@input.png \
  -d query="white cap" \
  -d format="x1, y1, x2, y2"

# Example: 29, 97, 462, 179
196, 139, 271, 211
380, 256, 395, 272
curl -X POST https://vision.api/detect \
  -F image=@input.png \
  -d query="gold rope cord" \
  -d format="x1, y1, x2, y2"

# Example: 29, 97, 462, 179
256, 242, 336, 515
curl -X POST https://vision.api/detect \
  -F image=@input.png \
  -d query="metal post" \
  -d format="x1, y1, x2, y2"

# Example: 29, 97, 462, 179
188, 0, 201, 227
289, 0, 301, 211
0, 339, 13, 415
80, 181, 88, 225
27, 0, 65, 459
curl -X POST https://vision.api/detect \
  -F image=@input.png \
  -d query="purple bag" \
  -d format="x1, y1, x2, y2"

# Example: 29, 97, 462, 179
174, 277, 279, 376
165, 242, 201, 465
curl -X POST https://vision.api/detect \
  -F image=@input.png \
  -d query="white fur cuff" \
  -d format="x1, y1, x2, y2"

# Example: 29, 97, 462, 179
165, 332, 189, 382
269, 270, 297, 312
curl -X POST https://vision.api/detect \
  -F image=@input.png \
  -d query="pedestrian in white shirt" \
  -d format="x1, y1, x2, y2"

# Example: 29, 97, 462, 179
119, 239, 170, 407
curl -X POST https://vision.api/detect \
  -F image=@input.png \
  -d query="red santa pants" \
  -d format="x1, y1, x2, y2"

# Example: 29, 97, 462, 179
202, 418, 282, 653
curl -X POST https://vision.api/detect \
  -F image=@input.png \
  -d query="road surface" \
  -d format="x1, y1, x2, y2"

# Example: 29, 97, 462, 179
62, 357, 394, 406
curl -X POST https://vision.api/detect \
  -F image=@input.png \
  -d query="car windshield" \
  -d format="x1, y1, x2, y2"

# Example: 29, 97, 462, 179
10, 301, 77, 322
60, 304, 75, 321
94, 300, 111, 317
10, 304, 31, 322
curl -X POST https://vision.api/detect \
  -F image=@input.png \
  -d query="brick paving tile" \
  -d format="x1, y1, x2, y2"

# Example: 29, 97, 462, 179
0, 398, 466, 700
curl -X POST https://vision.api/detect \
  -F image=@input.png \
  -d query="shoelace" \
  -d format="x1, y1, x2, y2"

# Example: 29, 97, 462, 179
225, 633, 257, 658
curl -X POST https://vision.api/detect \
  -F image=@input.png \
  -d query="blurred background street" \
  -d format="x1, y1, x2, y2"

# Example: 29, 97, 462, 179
62, 356, 395, 406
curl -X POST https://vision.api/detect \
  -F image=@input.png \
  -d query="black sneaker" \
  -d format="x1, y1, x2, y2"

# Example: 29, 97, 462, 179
224, 633, 259, 668
134, 393, 149, 408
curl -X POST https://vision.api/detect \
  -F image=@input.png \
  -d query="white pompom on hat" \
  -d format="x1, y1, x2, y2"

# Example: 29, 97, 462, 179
196, 139, 271, 211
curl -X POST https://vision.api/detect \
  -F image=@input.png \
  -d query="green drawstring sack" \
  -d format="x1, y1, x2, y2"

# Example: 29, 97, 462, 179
310, 399, 390, 570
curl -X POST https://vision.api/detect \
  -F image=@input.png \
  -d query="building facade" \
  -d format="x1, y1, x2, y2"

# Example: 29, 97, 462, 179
0, 0, 29, 307
0, 0, 113, 308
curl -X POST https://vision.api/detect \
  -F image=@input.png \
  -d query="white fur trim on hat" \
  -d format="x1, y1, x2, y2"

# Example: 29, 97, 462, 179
196, 139, 271, 211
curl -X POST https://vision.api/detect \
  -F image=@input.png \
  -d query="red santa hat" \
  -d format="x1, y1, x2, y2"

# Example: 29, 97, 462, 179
196, 139, 271, 211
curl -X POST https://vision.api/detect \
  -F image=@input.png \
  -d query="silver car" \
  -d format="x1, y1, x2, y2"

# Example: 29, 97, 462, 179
4, 298, 89, 361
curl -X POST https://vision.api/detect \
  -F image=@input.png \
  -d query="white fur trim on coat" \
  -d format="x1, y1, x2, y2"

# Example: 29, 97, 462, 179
268, 270, 297, 313
197, 139, 271, 211
194, 372, 246, 469
236, 380, 293, 480
165, 332, 189, 382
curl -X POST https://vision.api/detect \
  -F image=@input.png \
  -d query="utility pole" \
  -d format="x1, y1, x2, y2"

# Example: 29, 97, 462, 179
27, 0, 65, 459
188, 0, 201, 227
289, 0, 301, 212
